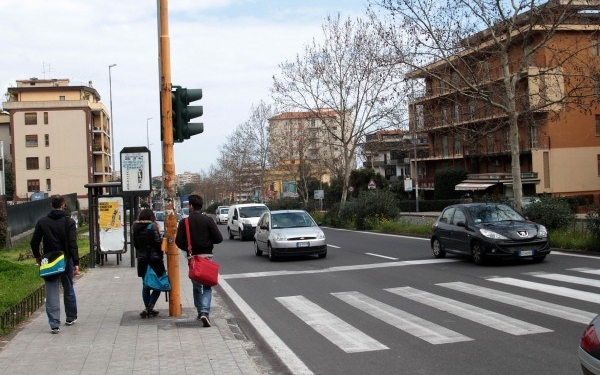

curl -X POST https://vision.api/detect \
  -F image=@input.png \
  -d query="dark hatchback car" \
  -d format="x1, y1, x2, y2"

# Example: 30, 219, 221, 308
430, 203, 550, 264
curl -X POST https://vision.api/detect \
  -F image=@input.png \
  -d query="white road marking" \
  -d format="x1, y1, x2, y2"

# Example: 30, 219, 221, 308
327, 244, 341, 248
439, 281, 596, 324
276, 295, 389, 353
488, 277, 600, 304
365, 253, 398, 260
386, 286, 552, 336
529, 273, 600, 288
570, 267, 600, 275
218, 279, 314, 375
551, 251, 600, 259
222, 258, 460, 279
332, 291, 472, 344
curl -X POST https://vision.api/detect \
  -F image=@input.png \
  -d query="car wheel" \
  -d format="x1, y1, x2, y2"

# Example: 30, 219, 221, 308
471, 241, 486, 265
239, 229, 245, 241
268, 243, 277, 261
432, 238, 446, 259
228, 228, 234, 240
254, 241, 263, 257
318, 251, 327, 259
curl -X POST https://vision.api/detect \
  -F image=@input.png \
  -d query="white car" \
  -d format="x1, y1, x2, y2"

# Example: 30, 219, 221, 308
227, 203, 269, 241
215, 207, 229, 225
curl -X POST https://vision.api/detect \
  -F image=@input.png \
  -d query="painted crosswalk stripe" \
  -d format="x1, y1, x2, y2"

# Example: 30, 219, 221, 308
439, 281, 595, 324
570, 268, 600, 275
529, 272, 600, 288
332, 291, 472, 344
386, 287, 552, 335
488, 277, 600, 304
276, 295, 389, 353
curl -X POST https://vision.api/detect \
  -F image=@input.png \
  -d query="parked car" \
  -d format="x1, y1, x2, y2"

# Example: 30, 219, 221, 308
154, 211, 182, 234
580, 314, 600, 375
430, 202, 550, 265
227, 203, 270, 241
254, 210, 327, 261
215, 207, 229, 225
181, 207, 189, 219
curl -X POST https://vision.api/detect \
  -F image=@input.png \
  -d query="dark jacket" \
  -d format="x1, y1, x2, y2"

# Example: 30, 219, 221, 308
132, 220, 165, 278
175, 211, 223, 256
31, 210, 79, 266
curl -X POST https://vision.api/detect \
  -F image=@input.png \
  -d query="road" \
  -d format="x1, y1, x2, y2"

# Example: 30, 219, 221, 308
213, 223, 595, 375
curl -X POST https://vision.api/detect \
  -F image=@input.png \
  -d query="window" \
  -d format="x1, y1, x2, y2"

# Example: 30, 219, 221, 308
59, 96, 65, 101
27, 180, 40, 192
596, 115, 600, 136
598, 155, 600, 176
595, 75, 600, 97
45, 134, 49, 146
26, 157, 39, 170
44, 112, 49, 124
45, 156, 51, 169
453, 104, 460, 123
25, 135, 38, 147
46, 179, 52, 191
593, 38, 600, 57
439, 78, 446, 94
24, 112, 37, 125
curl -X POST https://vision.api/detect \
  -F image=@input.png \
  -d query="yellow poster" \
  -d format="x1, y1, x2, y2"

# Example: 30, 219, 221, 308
98, 200, 121, 230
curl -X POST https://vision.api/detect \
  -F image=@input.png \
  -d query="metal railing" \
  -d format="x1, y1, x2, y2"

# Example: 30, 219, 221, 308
0, 285, 45, 335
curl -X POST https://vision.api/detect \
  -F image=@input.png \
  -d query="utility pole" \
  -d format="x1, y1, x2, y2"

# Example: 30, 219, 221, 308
157, 0, 181, 316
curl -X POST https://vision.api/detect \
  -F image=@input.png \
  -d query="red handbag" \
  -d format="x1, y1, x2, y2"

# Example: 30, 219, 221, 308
185, 218, 219, 286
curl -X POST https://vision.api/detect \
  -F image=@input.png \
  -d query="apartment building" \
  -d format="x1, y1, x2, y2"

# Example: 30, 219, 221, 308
2, 78, 113, 208
267, 109, 349, 200
176, 171, 201, 188
405, 1, 600, 203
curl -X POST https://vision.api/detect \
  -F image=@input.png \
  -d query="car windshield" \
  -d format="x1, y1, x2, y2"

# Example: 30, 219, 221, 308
468, 204, 524, 223
271, 212, 316, 229
220, 208, 229, 214
182, 208, 189, 215
239, 206, 268, 218
155, 212, 165, 221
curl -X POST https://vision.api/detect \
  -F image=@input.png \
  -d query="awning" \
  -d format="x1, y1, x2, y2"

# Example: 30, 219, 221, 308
455, 182, 496, 191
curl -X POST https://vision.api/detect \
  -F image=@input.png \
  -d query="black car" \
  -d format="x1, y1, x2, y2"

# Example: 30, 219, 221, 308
430, 203, 550, 264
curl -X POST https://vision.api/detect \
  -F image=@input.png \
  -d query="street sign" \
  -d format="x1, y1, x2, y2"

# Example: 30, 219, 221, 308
404, 178, 413, 192
120, 147, 151, 196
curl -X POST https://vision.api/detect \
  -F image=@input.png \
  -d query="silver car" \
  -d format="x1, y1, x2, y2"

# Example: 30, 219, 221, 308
254, 210, 327, 261
579, 314, 600, 374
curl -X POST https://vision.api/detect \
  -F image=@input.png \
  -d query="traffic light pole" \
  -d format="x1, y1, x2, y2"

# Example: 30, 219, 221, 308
158, 0, 181, 316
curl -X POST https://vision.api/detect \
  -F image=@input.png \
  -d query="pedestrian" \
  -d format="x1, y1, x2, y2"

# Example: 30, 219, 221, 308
132, 208, 166, 318
31, 194, 79, 334
175, 194, 223, 327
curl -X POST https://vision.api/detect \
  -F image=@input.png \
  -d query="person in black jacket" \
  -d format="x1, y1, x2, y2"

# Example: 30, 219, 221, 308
31, 195, 79, 334
132, 208, 166, 318
175, 194, 223, 327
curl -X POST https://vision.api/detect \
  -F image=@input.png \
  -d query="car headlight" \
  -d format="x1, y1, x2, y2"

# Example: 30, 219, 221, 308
538, 225, 548, 238
479, 228, 508, 240
316, 231, 325, 240
272, 233, 286, 241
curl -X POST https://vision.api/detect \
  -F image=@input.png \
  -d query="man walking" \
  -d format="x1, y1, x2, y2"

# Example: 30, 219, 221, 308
175, 194, 223, 327
31, 195, 79, 334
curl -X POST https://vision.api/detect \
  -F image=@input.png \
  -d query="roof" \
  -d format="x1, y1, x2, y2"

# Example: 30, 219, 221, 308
269, 109, 340, 121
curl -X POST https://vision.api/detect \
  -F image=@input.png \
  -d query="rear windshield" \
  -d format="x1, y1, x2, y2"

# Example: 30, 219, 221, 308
239, 206, 268, 218
219, 208, 229, 214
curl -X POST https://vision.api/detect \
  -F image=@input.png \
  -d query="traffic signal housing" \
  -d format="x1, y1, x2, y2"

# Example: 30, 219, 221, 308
172, 85, 204, 143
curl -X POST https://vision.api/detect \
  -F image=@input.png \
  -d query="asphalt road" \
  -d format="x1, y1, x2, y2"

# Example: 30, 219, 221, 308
213, 223, 595, 375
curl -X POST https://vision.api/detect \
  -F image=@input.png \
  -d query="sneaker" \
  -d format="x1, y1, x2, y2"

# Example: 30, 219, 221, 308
65, 318, 77, 325
200, 314, 211, 328
149, 309, 159, 317
140, 310, 149, 319
51, 327, 60, 334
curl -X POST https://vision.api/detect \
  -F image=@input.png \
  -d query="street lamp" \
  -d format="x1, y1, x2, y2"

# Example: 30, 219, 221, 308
146, 117, 152, 148
108, 63, 117, 180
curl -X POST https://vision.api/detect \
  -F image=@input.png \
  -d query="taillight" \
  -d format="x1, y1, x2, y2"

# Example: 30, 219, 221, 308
581, 324, 600, 353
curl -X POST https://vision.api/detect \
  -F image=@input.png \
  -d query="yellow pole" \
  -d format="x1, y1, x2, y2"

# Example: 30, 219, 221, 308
158, 0, 181, 316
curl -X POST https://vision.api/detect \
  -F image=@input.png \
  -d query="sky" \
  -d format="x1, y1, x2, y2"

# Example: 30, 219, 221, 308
0, 0, 369, 177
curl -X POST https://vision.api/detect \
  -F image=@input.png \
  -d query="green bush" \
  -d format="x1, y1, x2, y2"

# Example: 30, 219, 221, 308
587, 207, 600, 239
339, 190, 400, 230
523, 196, 574, 230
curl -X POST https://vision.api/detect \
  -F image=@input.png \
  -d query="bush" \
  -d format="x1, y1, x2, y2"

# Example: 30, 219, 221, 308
339, 190, 400, 230
587, 207, 600, 240
523, 196, 574, 230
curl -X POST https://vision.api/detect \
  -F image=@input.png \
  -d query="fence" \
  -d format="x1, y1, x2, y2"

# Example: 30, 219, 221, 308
0, 285, 45, 336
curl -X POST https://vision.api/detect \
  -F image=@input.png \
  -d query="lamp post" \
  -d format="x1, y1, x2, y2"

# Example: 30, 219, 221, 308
108, 63, 117, 179
146, 117, 153, 148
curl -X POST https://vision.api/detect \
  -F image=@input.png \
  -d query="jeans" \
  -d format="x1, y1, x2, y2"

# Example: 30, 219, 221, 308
191, 280, 212, 315
45, 258, 77, 329
142, 285, 161, 308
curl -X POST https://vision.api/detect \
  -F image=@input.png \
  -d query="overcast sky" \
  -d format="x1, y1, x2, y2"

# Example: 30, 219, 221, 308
0, 0, 368, 177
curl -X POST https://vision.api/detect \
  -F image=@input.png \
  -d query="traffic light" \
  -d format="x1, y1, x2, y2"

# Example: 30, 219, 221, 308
171, 85, 204, 143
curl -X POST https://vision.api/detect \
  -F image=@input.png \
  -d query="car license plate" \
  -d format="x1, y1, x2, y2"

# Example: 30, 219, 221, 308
519, 250, 534, 257
296, 242, 309, 248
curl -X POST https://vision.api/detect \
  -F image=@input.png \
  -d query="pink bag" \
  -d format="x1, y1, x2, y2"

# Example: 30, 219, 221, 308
185, 218, 219, 286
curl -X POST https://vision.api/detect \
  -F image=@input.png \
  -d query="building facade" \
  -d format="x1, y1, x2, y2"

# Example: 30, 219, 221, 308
405, 1, 600, 203
2, 78, 113, 208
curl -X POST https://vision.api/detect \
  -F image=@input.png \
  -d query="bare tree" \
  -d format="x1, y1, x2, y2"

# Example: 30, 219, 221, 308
370, 0, 600, 211
272, 14, 409, 204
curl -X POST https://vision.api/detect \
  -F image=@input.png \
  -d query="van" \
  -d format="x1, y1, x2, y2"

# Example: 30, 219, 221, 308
227, 203, 269, 241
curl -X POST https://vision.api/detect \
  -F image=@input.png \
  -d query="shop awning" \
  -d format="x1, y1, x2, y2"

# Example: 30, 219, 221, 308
455, 182, 496, 191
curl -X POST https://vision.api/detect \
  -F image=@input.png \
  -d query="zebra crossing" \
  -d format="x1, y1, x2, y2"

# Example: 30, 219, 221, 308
273, 268, 600, 353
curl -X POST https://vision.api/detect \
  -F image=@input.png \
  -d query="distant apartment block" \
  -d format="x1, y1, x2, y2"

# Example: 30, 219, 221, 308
2, 78, 113, 208
176, 171, 201, 188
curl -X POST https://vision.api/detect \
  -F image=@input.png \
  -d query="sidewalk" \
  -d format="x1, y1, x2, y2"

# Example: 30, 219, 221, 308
0, 252, 270, 375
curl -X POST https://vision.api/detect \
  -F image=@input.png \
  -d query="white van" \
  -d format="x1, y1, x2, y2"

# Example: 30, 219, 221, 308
227, 203, 269, 241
